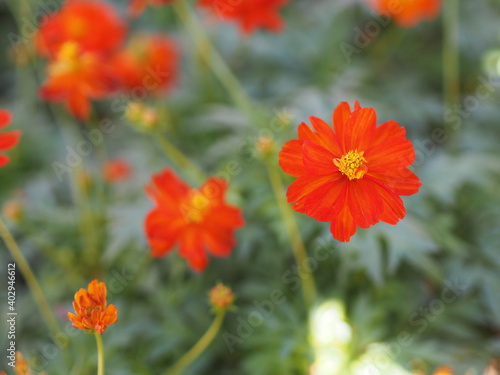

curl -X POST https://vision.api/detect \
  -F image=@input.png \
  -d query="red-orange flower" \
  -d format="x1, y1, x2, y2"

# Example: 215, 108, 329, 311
36, 0, 126, 58
0, 110, 21, 168
0, 352, 47, 375
197, 0, 289, 34
145, 168, 244, 272
111, 34, 179, 96
68, 279, 118, 335
39, 42, 118, 120
367, 0, 442, 27
129, 0, 174, 17
102, 158, 133, 183
279, 101, 422, 242
415, 366, 454, 375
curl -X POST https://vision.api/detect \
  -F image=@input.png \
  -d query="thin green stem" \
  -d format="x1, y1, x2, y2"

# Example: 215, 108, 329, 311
0, 217, 61, 338
172, 0, 256, 122
94, 331, 105, 375
265, 163, 317, 309
164, 312, 225, 375
443, 0, 460, 154
156, 133, 207, 183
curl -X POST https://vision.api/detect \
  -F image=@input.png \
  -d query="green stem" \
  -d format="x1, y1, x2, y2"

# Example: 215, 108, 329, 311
94, 331, 105, 375
156, 133, 207, 183
0, 217, 61, 338
265, 163, 317, 309
443, 0, 460, 154
164, 312, 225, 375
172, 0, 256, 122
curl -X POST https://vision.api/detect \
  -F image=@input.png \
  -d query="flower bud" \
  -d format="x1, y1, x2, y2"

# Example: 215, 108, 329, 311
209, 283, 235, 312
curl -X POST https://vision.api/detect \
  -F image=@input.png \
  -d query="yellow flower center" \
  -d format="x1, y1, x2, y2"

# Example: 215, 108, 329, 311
181, 191, 210, 223
333, 149, 368, 180
49, 41, 81, 76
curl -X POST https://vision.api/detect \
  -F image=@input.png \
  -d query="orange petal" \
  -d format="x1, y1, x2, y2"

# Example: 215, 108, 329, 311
287, 174, 338, 205
303, 178, 347, 222
179, 228, 209, 272
67, 93, 91, 121
365, 176, 406, 225
343, 107, 376, 152
330, 205, 357, 242
346, 179, 384, 229
302, 141, 337, 175
0, 154, 10, 167
0, 110, 12, 128
0, 130, 22, 151
365, 136, 416, 172
279, 139, 306, 177
309, 116, 341, 155
368, 169, 422, 196
332, 101, 352, 151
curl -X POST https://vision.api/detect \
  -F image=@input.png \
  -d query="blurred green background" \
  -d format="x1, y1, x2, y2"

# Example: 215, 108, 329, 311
1, 0, 500, 374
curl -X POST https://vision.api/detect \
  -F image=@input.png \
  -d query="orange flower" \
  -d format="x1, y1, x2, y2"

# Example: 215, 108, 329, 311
279, 101, 422, 242
0, 110, 21, 168
68, 279, 118, 335
102, 158, 133, 183
36, 0, 126, 58
367, 0, 442, 28
433, 367, 454, 375
197, 0, 289, 34
415, 366, 454, 375
39, 42, 118, 120
0, 352, 47, 375
111, 34, 179, 96
145, 169, 245, 272
129, 0, 174, 17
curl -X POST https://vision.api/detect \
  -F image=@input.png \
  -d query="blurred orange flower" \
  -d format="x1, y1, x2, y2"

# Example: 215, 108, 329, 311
198, 0, 289, 34
111, 34, 179, 96
434, 367, 454, 375
102, 158, 133, 183
68, 279, 118, 335
279, 101, 422, 242
39, 42, 118, 121
367, 0, 442, 28
36, 0, 126, 58
129, 0, 174, 17
145, 169, 244, 272
0, 110, 21, 168
415, 366, 454, 375
0, 352, 47, 375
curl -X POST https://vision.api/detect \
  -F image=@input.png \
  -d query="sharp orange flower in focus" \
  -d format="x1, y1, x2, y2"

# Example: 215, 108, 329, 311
36, 0, 126, 58
197, 0, 289, 34
279, 101, 422, 242
68, 279, 118, 335
129, 0, 174, 17
145, 168, 244, 272
367, 0, 442, 27
111, 34, 179, 96
0, 110, 21, 168
102, 158, 133, 183
39, 42, 119, 120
